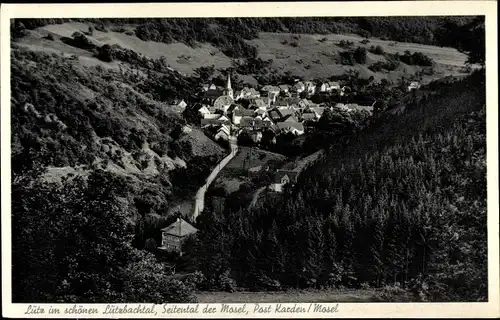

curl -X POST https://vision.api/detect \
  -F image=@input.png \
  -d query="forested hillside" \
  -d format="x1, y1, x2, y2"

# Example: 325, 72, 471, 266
10, 45, 222, 302
185, 70, 487, 301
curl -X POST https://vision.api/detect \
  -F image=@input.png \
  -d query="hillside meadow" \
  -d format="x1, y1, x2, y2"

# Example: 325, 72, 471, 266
16, 21, 471, 85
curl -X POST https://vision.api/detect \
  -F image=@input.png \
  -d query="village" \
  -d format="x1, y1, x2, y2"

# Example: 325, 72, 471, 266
158, 74, 422, 253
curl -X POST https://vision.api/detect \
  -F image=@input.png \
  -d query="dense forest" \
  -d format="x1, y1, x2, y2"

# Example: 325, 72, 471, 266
185, 70, 487, 301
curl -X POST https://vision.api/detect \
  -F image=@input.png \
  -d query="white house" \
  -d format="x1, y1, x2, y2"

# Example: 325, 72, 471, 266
215, 124, 231, 141
408, 81, 421, 92
304, 81, 316, 95
293, 82, 305, 94
198, 105, 211, 116
269, 170, 299, 193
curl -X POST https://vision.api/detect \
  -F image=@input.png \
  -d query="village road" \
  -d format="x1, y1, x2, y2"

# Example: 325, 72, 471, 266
193, 137, 238, 219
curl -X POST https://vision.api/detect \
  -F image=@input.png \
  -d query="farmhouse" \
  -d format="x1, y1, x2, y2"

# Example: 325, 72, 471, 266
293, 81, 305, 94
269, 170, 299, 192
276, 121, 305, 136
408, 81, 421, 91
215, 124, 231, 141
168, 99, 187, 113
159, 218, 198, 254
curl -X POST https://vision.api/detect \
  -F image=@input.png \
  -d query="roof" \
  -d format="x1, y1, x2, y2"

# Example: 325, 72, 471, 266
278, 108, 295, 118
203, 113, 222, 119
241, 87, 260, 96
274, 170, 299, 183
279, 84, 290, 91
276, 121, 305, 132
233, 108, 254, 117
214, 95, 234, 109
310, 106, 326, 116
240, 117, 272, 128
283, 115, 299, 123
261, 85, 280, 92
217, 125, 231, 136
252, 98, 268, 108
204, 89, 224, 98
328, 81, 340, 87
161, 218, 198, 237
201, 118, 229, 126
302, 113, 318, 120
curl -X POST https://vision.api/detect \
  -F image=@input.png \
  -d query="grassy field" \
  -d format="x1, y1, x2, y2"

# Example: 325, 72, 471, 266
20, 22, 471, 84
196, 289, 379, 303
248, 32, 470, 83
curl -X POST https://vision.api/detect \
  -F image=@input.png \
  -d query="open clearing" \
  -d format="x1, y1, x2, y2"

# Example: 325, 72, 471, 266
21, 22, 471, 84
248, 32, 470, 83
196, 289, 378, 303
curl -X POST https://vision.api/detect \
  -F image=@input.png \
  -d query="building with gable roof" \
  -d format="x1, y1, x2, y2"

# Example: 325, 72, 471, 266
159, 217, 198, 253
269, 170, 299, 192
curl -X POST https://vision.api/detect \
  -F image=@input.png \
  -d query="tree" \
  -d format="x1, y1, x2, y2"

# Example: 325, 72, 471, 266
97, 44, 115, 62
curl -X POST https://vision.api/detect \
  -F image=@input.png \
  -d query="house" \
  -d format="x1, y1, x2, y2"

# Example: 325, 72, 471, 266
260, 85, 280, 96
239, 87, 261, 100
250, 97, 269, 110
309, 106, 326, 118
215, 124, 231, 141
232, 108, 255, 125
344, 103, 374, 113
268, 107, 296, 122
240, 117, 273, 129
201, 83, 216, 92
304, 81, 316, 95
269, 170, 299, 192
328, 82, 341, 91
319, 82, 330, 92
283, 114, 299, 123
408, 81, 421, 91
202, 89, 224, 105
159, 217, 198, 254
292, 82, 305, 94
198, 105, 211, 116
302, 113, 318, 122
274, 99, 289, 109
168, 99, 187, 113
298, 99, 315, 109
201, 117, 230, 127
203, 113, 222, 120
249, 131, 263, 143
279, 84, 290, 93
276, 121, 305, 135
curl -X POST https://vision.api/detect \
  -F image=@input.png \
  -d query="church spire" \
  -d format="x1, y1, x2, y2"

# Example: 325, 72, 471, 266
226, 72, 232, 90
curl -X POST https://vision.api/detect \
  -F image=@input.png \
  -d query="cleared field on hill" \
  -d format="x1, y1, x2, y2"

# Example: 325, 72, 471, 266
28, 22, 233, 75
20, 22, 471, 84
196, 289, 378, 303
248, 32, 470, 82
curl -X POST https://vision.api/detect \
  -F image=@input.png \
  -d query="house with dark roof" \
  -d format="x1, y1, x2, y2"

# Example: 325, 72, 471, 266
269, 170, 299, 192
159, 218, 198, 254
276, 121, 305, 135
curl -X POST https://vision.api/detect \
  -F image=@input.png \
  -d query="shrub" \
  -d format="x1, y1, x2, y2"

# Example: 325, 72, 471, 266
369, 45, 385, 55
45, 33, 54, 41
97, 44, 115, 62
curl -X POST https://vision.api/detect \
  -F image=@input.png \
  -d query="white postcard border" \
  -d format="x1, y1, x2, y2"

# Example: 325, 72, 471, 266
1, 1, 499, 318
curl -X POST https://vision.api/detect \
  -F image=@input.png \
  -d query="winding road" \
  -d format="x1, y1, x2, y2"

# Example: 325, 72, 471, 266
192, 136, 238, 219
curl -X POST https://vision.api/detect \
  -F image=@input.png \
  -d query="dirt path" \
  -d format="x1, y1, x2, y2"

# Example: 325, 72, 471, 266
192, 137, 238, 219
248, 186, 267, 209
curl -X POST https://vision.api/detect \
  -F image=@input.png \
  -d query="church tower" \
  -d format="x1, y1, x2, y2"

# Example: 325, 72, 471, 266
224, 72, 233, 99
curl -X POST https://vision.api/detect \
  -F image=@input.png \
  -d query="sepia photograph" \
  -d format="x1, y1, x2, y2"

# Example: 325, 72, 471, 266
1, 2, 499, 318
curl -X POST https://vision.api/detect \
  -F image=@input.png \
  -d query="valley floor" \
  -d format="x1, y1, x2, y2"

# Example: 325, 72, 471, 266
196, 288, 378, 303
